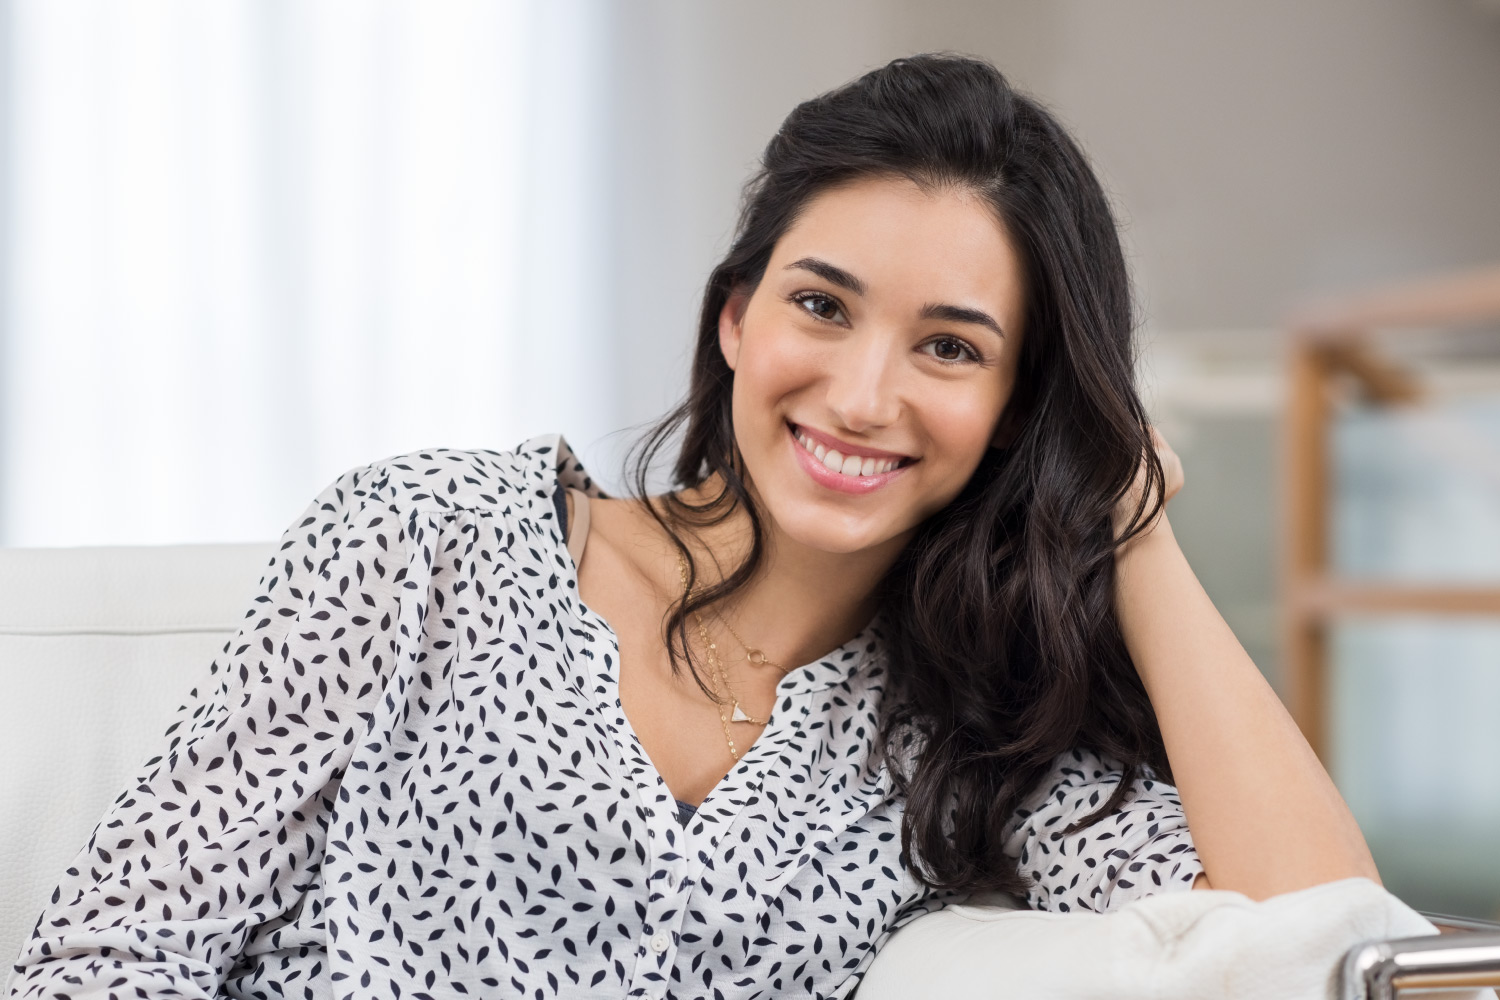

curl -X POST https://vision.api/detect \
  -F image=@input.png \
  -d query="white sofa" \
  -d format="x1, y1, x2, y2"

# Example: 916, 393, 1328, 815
2, 543, 1495, 999
0, 542, 275, 979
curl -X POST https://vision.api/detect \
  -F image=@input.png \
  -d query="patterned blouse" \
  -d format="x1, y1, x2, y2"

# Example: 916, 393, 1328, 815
6, 435, 1202, 1000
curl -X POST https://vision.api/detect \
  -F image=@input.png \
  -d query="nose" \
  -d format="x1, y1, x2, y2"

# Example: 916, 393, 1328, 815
824, 332, 903, 432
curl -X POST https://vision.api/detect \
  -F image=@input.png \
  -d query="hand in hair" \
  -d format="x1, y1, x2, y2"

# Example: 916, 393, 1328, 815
1114, 426, 1185, 543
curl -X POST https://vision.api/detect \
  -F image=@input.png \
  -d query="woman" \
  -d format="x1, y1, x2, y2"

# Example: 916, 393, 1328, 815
7, 54, 1376, 1000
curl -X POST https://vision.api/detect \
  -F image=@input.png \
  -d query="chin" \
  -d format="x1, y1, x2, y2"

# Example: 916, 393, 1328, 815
765, 498, 908, 557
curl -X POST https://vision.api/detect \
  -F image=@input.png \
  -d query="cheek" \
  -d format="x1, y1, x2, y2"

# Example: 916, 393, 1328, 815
926, 382, 1009, 460
736, 325, 826, 407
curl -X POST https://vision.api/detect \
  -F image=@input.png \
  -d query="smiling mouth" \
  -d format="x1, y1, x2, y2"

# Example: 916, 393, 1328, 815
789, 423, 914, 478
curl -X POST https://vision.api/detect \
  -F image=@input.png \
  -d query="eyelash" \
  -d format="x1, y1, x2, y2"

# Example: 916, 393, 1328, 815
787, 290, 985, 365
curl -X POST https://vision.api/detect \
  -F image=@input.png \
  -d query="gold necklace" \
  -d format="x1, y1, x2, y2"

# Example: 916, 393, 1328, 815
675, 551, 768, 760
713, 610, 791, 675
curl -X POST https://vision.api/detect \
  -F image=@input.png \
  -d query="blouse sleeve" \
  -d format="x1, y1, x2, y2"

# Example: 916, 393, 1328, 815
1002, 747, 1204, 913
7, 462, 407, 1000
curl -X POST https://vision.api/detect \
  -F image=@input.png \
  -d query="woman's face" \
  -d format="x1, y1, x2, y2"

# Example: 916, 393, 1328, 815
719, 174, 1028, 559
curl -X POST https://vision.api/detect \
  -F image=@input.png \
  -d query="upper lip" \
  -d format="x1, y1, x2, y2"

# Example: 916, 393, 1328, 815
790, 422, 913, 461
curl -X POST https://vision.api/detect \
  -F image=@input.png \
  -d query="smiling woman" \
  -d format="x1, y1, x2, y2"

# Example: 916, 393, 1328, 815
7, 54, 1376, 1000
617, 50, 1376, 915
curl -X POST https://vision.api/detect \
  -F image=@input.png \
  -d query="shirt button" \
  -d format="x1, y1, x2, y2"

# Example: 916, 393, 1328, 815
649, 931, 670, 954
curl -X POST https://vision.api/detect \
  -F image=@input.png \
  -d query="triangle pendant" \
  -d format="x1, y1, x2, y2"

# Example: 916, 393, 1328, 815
730, 703, 752, 723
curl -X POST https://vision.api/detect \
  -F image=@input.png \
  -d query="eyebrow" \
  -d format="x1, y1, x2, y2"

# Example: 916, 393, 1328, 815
785, 257, 866, 296
920, 302, 1006, 340
785, 256, 1005, 340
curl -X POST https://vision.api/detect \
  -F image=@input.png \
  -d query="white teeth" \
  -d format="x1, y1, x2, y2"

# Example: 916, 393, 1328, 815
794, 426, 904, 477
797, 431, 828, 462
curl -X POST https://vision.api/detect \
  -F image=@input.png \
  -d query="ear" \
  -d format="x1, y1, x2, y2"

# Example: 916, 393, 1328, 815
717, 287, 751, 371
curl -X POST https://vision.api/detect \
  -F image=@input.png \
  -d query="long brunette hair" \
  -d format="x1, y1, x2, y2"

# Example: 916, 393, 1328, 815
628, 53, 1169, 896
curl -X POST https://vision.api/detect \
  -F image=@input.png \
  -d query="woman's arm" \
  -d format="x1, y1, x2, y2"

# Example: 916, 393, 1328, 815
1113, 447, 1379, 900
6, 463, 406, 1000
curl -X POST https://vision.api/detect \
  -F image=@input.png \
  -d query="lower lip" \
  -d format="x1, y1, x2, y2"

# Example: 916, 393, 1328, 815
787, 424, 911, 495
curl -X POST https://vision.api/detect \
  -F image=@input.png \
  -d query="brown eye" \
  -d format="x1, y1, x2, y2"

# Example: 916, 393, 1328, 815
795, 293, 845, 323
931, 337, 966, 362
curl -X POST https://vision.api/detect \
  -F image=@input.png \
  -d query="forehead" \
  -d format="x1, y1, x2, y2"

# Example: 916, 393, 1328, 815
769, 175, 1026, 323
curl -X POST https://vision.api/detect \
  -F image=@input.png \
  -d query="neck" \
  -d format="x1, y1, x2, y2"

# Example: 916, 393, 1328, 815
671, 477, 907, 674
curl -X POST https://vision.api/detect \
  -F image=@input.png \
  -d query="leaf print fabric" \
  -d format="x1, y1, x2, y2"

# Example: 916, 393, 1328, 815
1002, 748, 1204, 912
6, 435, 1201, 1000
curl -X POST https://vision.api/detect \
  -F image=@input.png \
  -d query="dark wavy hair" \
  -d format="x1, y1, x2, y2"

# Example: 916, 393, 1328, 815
628, 53, 1169, 896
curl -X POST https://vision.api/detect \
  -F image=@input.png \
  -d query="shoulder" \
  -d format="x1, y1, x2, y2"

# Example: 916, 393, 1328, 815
1006, 746, 1187, 853
1004, 747, 1200, 911
316, 433, 597, 524
1020, 747, 1174, 814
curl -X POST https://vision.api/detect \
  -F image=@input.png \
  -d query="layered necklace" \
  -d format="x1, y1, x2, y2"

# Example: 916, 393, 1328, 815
674, 550, 790, 760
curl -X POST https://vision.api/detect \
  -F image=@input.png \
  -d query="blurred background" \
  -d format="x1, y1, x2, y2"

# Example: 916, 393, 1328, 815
0, 0, 1497, 917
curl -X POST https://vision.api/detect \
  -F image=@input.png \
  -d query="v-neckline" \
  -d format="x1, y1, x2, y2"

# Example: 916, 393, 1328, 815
564, 537, 785, 805
541, 436, 883, 849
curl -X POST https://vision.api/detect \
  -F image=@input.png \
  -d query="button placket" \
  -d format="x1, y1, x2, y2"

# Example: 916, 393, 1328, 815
647, 853, 689, 908
630, 915, 682, 999
630, 837, 691, 993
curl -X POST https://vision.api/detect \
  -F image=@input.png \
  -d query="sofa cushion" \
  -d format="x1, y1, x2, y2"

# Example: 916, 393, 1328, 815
0, 543, 275, 976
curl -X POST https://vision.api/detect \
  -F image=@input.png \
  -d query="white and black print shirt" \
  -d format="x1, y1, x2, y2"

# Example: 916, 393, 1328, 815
7, 435, 1202, 1000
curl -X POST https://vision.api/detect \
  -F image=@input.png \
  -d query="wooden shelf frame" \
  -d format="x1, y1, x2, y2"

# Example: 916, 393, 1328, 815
1281, 264, 1500, 759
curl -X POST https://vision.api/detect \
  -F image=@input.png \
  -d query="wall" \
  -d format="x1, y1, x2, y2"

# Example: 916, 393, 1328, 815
593, 0, 1500, 473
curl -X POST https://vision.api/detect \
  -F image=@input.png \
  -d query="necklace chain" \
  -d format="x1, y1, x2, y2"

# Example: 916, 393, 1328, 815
713, 610, 788, 674
675, 551, 769, 760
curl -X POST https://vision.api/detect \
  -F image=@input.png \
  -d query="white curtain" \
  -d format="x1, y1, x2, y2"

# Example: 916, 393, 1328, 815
1, 0, 615, 546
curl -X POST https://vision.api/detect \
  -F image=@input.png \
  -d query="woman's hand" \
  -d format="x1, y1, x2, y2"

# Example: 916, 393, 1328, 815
1114, 426, 1184, 542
